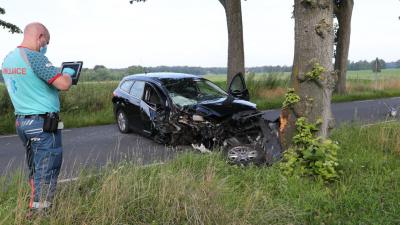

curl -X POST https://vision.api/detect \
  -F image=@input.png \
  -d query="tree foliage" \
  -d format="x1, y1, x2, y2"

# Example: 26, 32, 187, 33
129, 0, 146, 3
348, 59, 387, 71
0, 7, 22, 34
93, 65, 107, 71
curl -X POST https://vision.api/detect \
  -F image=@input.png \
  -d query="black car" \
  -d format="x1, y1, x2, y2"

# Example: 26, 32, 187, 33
112, 72, 282, 165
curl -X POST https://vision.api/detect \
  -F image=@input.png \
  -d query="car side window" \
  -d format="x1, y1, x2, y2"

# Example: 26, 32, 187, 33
129, 81, 145, 99
120, 80, 134, 93
144, 84, 162, 106
229, 73, 246, 92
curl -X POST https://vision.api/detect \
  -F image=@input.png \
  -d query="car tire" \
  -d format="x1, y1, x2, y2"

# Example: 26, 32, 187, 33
117, 110, 131, 133
224, 142, 265, 166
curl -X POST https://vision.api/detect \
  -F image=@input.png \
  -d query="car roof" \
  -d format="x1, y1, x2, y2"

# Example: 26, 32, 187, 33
123, 72, 201, 83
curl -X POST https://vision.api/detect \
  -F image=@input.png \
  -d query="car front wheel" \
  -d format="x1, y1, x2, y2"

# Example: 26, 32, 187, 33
117, 110, 130, 133
225, 143, 265, 166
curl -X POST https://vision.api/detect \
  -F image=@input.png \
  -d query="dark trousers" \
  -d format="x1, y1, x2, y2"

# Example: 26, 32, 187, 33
15, 116, 63, 209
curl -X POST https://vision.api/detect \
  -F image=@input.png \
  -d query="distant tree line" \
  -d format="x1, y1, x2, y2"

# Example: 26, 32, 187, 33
72, 64, 295, 82
347, 59, 400, 71
1, 61, 400, 83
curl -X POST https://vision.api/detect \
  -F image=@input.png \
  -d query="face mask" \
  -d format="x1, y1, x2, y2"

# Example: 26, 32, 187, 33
39, 45, 47, 55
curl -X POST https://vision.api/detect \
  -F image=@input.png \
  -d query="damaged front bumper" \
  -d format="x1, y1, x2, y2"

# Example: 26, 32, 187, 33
152, 108, 283, 165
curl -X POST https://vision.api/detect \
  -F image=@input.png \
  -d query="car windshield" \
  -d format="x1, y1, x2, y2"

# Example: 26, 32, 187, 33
161, 78, 228, 107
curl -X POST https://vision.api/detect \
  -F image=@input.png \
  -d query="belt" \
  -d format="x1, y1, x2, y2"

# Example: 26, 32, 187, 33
16, 114, 47, 119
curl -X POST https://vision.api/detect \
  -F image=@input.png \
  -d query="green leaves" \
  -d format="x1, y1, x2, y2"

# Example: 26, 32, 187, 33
282, 88, 300, 108
280, 117, 341, 182
129, 0, 146, 3
305, 63, 325, 81
0, 6, 22, 34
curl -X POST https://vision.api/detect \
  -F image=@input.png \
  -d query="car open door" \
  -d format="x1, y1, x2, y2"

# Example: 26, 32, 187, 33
228, 73, 250, 101
140, 83, 165, 137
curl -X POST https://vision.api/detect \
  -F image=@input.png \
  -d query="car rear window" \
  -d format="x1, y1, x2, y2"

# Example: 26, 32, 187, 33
130, 81, 145, 99
120, 80, 134, 93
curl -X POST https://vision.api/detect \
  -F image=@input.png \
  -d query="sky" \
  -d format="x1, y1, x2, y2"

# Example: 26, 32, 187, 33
0, 0, 399, 69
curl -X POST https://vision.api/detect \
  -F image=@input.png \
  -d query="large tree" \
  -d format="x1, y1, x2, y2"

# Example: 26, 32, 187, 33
334, 0, 354, 94
0, 7, 22, 33
280, 0, 336, 149
130, 0, 245, 88
218, 0, 245, 87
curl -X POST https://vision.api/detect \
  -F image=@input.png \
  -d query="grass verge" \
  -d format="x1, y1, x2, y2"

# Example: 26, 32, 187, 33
1, 123, 400, 224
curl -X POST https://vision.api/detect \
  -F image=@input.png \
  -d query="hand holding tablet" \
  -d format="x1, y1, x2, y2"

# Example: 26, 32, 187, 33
62, 68, 76, 76
61, 61, 83, 85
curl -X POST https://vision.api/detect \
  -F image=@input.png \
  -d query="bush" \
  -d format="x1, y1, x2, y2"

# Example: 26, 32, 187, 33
0, 87, 13, 115
280, 117, 341, 182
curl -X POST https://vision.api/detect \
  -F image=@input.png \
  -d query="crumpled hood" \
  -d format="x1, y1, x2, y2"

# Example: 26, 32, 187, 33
194, 97, 257, 121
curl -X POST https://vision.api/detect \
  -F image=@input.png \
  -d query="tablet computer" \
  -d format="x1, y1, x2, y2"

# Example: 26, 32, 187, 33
61, 61, 83, 85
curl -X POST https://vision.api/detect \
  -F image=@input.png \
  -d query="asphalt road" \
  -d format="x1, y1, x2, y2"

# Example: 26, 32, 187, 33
2, 97, 400, 177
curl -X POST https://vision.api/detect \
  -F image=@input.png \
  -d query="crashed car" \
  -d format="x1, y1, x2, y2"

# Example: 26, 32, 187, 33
112, 72, 282, 165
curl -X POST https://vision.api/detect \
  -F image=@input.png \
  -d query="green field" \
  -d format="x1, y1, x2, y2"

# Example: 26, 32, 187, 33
204, 68, 400, 81
206, 69, 400, 109
1, 69, 400, 134
1, 122, 400, 224
0, 82, 118, 134
347, 68, 400, 80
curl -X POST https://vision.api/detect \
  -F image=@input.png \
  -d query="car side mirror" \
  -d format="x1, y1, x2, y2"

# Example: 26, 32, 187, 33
230, 89, 250, 100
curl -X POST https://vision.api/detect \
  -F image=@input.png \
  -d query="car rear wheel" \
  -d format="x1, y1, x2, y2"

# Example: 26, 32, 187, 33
117, 110, 130, 133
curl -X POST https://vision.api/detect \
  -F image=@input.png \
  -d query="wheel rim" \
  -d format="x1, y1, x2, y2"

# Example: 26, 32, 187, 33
227, 146, 258, 164
118, 112, 127, 131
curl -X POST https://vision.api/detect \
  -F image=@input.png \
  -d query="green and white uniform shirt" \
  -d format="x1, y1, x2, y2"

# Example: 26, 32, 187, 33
1, 47, 62, 115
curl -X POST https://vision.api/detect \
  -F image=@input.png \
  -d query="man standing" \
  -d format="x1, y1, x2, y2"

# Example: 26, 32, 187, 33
1, 22, 75, 212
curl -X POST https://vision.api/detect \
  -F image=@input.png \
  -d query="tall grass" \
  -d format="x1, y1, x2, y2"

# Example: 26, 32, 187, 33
1, 123, 400, 224
347, 68, 400, 80
245, 72, 289, 98
0, 86, 15, 134
59, 81, 118, 128
244, 73, 289, 109
0, 82, 118, 134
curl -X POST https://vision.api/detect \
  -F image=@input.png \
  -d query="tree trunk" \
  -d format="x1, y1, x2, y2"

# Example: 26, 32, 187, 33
280, 0, 336, 149
334, 0, 354, 94
219, 0, 245, 88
